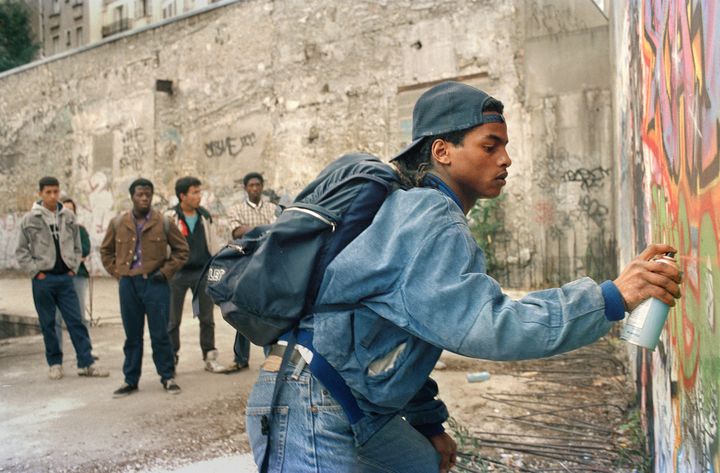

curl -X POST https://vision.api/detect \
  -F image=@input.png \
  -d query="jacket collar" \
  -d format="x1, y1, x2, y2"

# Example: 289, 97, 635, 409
422, 174, 464, 211
172, 204, 212, 223
121, 209, 158, 232
31, 201, 63, 216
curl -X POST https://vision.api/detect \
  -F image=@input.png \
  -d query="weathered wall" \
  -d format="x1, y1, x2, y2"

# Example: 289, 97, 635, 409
0, 0, 613, 286
496, 0, 616, 288
612, 0, 720, 471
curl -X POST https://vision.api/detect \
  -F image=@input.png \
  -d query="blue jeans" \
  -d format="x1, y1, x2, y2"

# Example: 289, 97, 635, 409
32, 273, 94, 368
118, 275, 175, 385
233, 331, 250, 365
55, 276, 89, 351
246, 361, 440, 472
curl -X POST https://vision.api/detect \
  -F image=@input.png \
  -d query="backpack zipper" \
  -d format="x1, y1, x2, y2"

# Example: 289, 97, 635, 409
285, 207, 336, 232
228, 243, 245, 254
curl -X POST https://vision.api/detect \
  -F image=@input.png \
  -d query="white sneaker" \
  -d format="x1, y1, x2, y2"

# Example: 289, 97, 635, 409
48, 364, 64, 380
433, 360, 447, 370
204, 349, 226, 373
77, 364, 109, 377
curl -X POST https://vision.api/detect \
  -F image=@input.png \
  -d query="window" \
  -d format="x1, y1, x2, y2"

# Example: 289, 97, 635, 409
52, 36, 60, 54
52, 0, 60, 14
76, 27, 83, 45
137, 0, 149, 17
163, 1, 176, 19
113, 5, 124, 22
66, 30, 71, 46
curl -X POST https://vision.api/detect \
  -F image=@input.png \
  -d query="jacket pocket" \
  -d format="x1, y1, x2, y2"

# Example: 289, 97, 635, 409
25, 223, 49, 249
353, 309, 412, 382
114, 235, 135, 270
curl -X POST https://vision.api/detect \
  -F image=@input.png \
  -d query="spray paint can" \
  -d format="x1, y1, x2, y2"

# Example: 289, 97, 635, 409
620, 252, 676, 351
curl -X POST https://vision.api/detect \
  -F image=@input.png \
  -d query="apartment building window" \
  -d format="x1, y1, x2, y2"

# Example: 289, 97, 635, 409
137, 0, 149, 17
52, 36, 60, 54
52, 0, 60, 14
114, 5, 124, 23
103, 5, 131, 37
66, 30, 71, 46
76, 27, 83, 45
162, 1, 176, 19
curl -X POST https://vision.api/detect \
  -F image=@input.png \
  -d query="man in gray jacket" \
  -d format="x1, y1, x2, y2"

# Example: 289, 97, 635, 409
16, 176, 108, 380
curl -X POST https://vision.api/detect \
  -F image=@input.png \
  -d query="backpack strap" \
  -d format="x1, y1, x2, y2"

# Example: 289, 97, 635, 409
162, 214, 170, 237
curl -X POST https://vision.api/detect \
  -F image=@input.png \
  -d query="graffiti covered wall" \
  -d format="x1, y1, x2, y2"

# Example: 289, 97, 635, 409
613, 0, 720, 470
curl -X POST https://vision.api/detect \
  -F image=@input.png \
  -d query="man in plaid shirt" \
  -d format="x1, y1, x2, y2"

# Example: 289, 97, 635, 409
225, 172, 279, 372
229, 172, 279, 239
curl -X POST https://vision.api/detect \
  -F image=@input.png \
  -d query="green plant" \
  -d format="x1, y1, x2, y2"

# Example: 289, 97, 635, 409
614, 408, 651, 472
0, 1, 40, 72
468, 194, 506, 276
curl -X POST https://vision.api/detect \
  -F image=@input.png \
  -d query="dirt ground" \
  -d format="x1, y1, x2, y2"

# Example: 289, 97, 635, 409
0, 278, 645, 472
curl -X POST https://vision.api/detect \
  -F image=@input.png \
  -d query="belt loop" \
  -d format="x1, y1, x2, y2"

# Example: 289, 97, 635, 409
290, 357, 306, 380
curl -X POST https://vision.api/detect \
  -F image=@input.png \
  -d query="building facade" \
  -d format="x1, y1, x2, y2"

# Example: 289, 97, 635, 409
37, 0, 101, 56
31, 0, 225, 58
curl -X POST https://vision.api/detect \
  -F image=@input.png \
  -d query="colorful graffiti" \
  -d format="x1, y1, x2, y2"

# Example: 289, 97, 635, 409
620, 0, 720, 471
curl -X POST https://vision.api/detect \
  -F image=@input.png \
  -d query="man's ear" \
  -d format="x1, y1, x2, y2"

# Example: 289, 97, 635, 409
431, 139, 452, 166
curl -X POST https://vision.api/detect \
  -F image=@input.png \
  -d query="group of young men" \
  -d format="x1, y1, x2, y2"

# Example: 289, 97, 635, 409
16, 172, 279, 397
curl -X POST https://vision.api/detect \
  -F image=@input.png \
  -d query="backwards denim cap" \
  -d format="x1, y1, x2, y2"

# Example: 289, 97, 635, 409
391, 81, 505, 162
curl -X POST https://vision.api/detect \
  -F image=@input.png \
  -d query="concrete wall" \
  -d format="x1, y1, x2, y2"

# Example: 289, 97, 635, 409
0, 0, 613, 287
611, 1, 720, 471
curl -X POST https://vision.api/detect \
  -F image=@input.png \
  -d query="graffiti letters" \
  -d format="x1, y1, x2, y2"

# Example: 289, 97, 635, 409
578, 195, 608, 228
562, 166, 610, 190
204, 133, 257, 159
119, 128, 146, 171
77, 154, 89, 172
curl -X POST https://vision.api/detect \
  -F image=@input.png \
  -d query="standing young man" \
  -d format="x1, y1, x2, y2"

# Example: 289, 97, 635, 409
16, 177, 108, 380
226, 172, 279, 372
166, 176, 227, 373
101, 178, 189, 397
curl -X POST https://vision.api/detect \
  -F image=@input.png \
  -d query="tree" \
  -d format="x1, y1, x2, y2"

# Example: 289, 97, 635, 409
0, 1, 40, 73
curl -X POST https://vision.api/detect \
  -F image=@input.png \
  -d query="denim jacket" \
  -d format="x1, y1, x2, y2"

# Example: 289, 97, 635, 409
16, 202, 81, 277
305, 187, 617, 442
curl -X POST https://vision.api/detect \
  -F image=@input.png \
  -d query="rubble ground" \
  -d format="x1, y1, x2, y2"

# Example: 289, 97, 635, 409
0, 279, 645, 472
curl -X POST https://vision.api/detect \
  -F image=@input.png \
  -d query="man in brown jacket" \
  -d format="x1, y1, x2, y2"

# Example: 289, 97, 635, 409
101, 178, 189, 397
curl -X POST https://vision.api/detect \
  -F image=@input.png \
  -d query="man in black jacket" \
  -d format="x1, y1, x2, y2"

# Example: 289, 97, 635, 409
166, 176, 228, 373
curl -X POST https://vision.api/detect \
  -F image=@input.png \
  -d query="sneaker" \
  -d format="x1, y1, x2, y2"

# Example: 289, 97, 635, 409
113, 383, 138, 398
48, 364, 64, 380
433, 360, 447, 370
204, 349, 227, 373
223, 361, 249, 374
163, 378, 181, 394
77, 364, 109, 377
